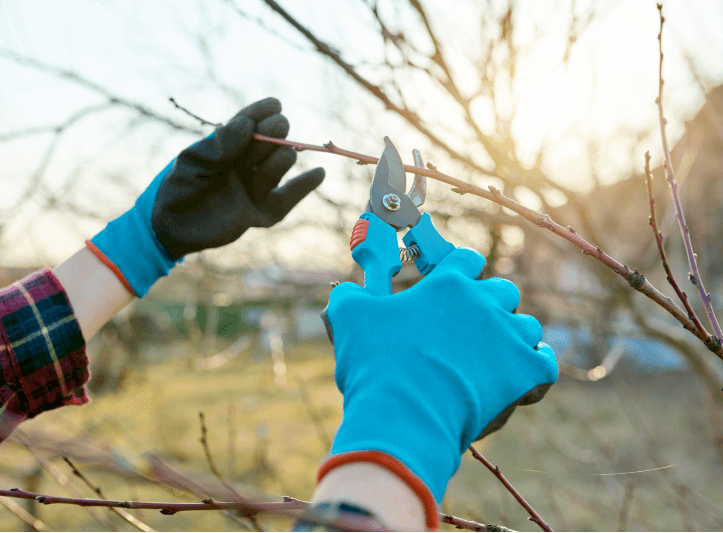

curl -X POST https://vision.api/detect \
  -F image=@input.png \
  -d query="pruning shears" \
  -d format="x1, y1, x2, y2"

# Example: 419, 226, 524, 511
350, 136, 455, 295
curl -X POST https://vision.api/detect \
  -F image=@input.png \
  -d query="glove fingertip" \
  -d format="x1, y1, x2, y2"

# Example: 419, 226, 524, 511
300, 166, 326, 184
535, 341, 555, 357
535, 342, 559, 381
234, 97, 282, 122
322, 282, 367, 345
266, 168, 325, 215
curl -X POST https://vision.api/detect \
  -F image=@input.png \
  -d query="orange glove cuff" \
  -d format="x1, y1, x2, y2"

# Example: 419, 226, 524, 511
85, 240, 135, 295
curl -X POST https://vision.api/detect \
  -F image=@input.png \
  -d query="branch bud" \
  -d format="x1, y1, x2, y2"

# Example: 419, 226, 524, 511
627, 270, 646, 290
705, 336, 722, 352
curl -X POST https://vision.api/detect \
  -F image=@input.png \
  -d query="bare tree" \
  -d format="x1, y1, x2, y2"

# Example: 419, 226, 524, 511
3, 1, 723, 530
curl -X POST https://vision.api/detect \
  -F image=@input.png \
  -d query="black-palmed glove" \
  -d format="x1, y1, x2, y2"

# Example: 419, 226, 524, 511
88, 98, 324, 297
152, 97, 325, 259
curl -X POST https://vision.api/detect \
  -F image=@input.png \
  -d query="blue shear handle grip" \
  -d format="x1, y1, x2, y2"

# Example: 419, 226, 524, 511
402, 212, 455, 276
351, 213, 401, 296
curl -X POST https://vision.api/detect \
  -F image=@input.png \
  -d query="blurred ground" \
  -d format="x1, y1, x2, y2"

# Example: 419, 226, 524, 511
1, 339, 723, 531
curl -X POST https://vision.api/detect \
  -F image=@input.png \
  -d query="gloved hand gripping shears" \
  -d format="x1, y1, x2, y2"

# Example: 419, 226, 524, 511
350, 137, 456, 294
322, 136, 559, 516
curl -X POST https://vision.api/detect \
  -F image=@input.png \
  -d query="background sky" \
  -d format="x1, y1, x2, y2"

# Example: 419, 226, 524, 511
1, 0, 723, 268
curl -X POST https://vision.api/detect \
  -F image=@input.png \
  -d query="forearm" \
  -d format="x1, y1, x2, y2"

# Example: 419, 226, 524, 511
52, 247, 135, 343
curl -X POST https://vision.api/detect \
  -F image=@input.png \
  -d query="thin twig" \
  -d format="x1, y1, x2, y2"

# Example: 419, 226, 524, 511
655, 4, 723, 347
169, 98, 222, 127
676, 485, 692, 532
440, 513, 515, 531
199, 412, 240, 498
617, 483, 635, 532
199, 412, 263, 531
643, 151, 709, 339
468, 445, 553, 532
295, 376, 332, 451
228, 401, 237, 477
62, 457, 156, 532
519, 425, 567, 530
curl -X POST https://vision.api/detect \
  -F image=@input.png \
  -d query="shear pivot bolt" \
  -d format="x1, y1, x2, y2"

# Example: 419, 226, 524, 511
382, 193, 401, 211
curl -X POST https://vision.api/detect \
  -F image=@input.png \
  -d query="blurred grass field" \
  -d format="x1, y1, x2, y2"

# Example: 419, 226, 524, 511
2, 339, 723, 531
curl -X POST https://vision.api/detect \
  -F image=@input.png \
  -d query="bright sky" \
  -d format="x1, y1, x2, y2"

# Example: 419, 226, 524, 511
1, 0, 722, 268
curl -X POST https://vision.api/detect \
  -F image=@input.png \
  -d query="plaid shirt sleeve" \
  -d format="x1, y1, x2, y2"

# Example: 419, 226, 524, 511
0, 270, 90, 442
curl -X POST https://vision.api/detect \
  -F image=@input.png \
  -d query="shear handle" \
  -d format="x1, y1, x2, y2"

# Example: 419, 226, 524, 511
350, 213, 401, 296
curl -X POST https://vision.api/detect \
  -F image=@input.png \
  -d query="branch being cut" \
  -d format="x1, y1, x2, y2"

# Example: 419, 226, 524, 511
250, 132, 723, 361
655, 4, 723, 346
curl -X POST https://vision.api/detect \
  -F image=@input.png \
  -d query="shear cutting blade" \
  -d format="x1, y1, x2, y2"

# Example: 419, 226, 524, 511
373, 136, 406, 194
367, 136, 421, 230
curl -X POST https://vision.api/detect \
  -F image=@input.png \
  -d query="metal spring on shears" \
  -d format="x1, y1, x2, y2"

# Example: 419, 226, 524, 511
331, 245, 421, 288
399, 245, 421, 262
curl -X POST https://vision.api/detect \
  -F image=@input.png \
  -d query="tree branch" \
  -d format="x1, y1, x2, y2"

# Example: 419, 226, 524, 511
643, 151, 708, 339
0, 488, 500, 532
654, 4, 723, 346
469, 445, 554, 532
250, 132, 723, 361
257, 0, 568, 195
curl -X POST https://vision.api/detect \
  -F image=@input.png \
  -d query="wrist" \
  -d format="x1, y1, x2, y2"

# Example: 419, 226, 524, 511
314, 459, 432, 530
55, 248, 135, 342
89, 161, 182, 297
89, 214, 180, 297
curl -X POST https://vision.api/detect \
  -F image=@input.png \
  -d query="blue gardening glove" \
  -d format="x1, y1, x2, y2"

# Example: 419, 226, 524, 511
322, 248, 558, 503
89, 98, 324, 297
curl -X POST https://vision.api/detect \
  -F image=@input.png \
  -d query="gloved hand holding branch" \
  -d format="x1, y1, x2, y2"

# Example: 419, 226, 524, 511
88, 97, 325, 297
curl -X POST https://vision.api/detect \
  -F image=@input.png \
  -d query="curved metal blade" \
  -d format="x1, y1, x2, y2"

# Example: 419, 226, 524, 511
372, 137, 406, 194
368, 136, 420, 230
408, 149, 426, 208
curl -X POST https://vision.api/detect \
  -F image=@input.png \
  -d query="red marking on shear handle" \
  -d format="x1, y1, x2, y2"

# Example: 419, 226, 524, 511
350, 218, 370, 251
